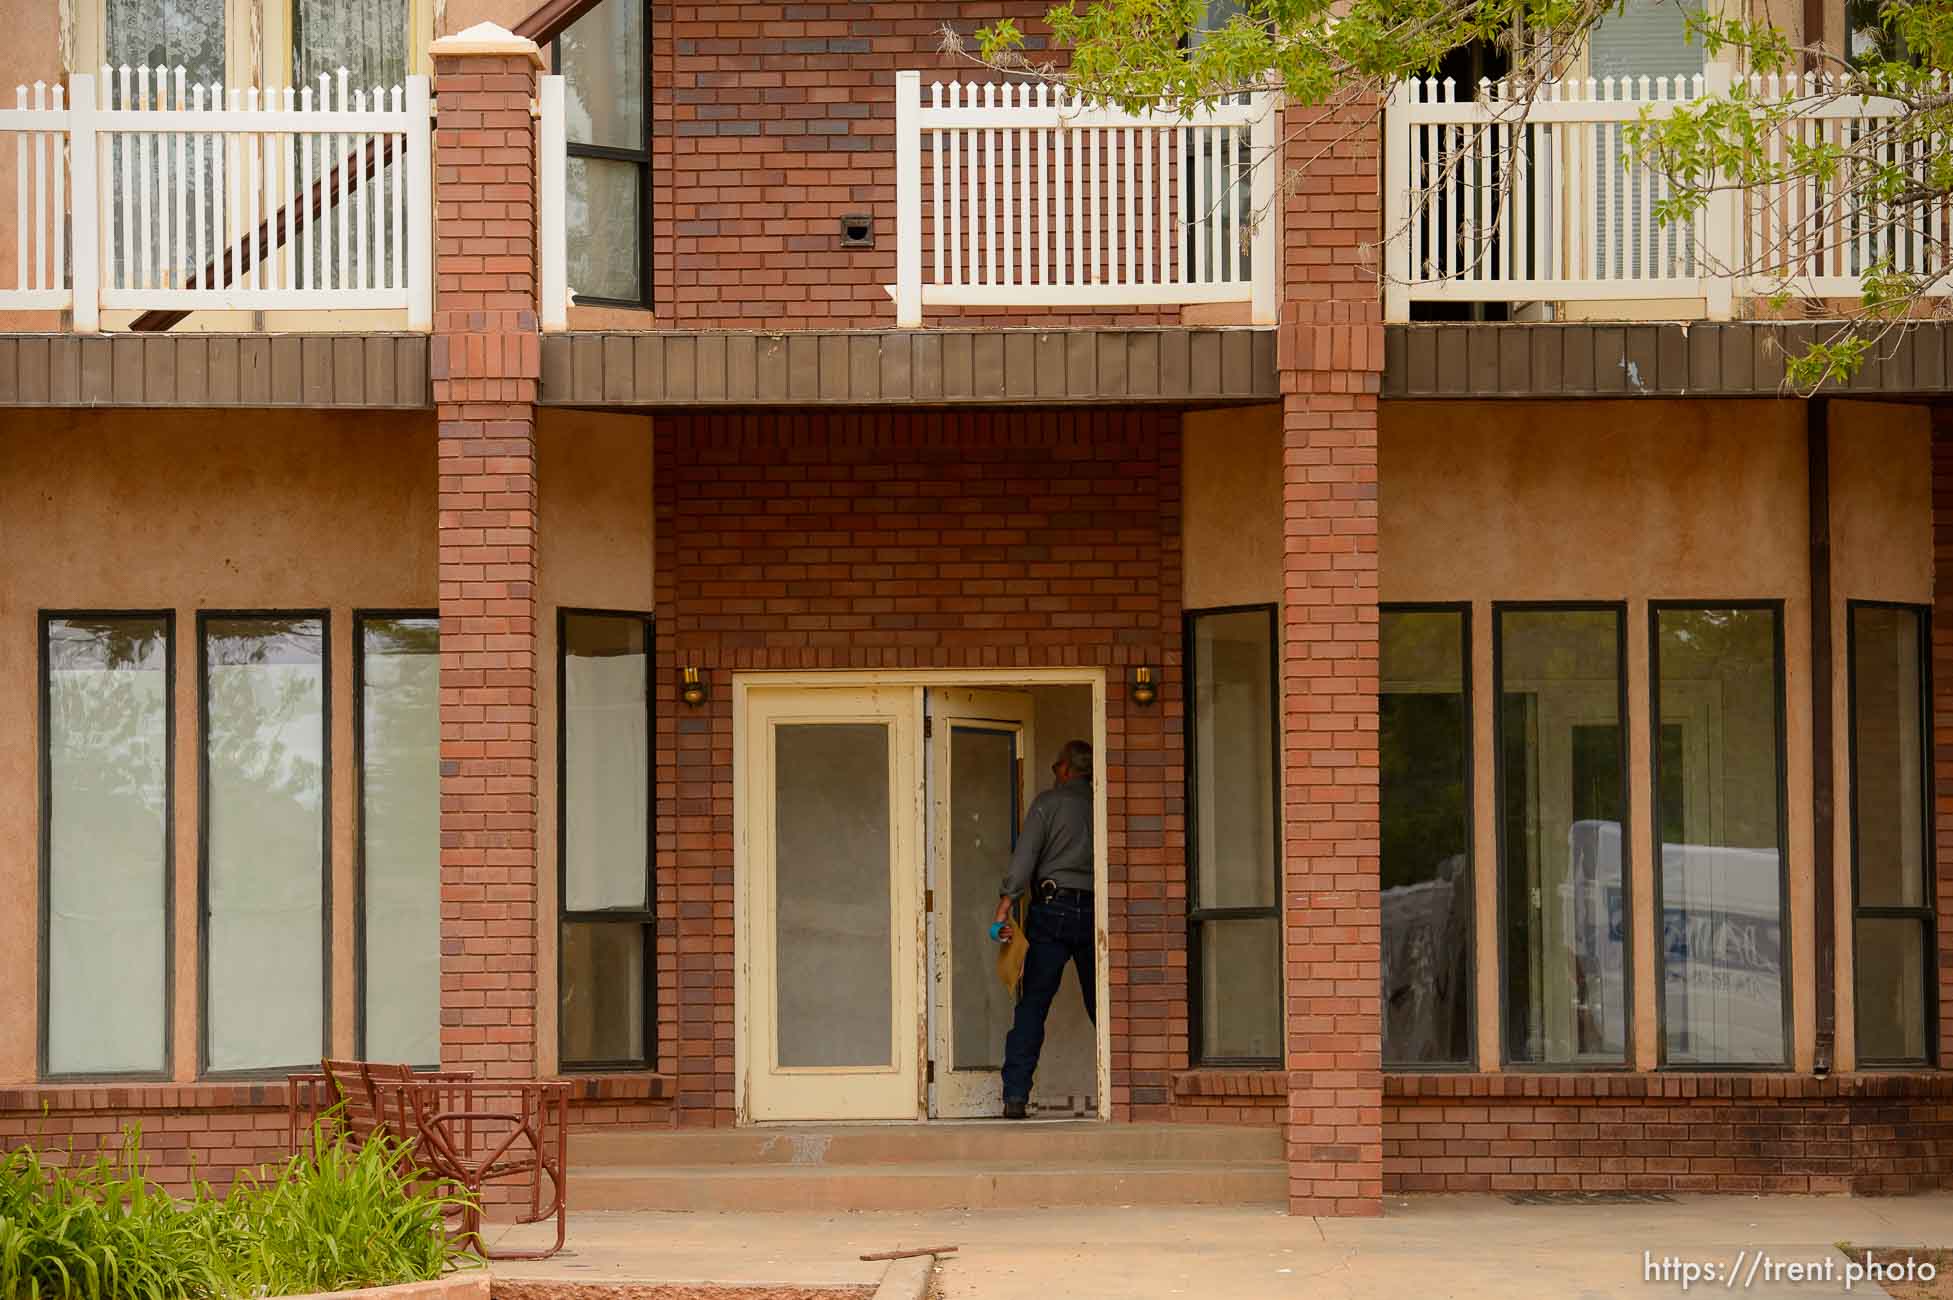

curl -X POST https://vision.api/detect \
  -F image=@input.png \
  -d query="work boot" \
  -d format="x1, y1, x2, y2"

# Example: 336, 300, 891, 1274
1002, 1098, 1028, 1120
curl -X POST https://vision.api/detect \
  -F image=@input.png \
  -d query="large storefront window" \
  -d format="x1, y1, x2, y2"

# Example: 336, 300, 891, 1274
1849, 602, 1935, 1065
358, 613, 440, 1065
1652, 604, 1788, 1067
43, 614, 172, 1078
1381, 607, 1473, 1068
201, 614, 328, 1074
1497, 605, 1628, 1066
559, 610, 654, 1068
1187, 606, 1282, 1064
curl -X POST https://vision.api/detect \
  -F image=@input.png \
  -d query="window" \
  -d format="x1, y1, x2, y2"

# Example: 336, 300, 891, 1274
1651, 604, 1788, 1067
1497, 604, 1628, 1066
106, 0, 226, 82
1187, 606, 1282, 1064
1381, 606, 1473, 1068
555, 0, 650, 308
1849, 603, 1936, 1065
357, 613, 439, 1065
42, 613, 173, 1078
293, 0, 407, 88
201, 614, 327, 1074
559, 610, 654, 1068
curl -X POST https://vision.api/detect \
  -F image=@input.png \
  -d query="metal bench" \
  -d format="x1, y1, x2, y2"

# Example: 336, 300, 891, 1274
289, 1060, 570, 1260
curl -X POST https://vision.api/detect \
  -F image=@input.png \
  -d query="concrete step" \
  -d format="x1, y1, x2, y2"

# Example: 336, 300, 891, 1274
568, 1121, 1283, 1169
568, 1159, 1288, 1212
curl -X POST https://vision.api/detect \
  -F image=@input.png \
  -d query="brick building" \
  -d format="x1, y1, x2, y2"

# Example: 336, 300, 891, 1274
0, 0, 1949, 1222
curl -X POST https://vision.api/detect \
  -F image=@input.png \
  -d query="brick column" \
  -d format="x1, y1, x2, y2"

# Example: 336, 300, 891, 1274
429, 23, 545, 1079
1279, 89, 1384, 1217
1932, 414, 1953, 1065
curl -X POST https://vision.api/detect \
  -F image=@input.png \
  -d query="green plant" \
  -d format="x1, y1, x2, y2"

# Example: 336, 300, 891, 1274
0, 1124, 474, 1300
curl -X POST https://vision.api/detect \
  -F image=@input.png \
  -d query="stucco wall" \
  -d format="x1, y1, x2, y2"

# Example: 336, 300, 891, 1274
0, 407, 434, 1083
533, 408, 656, 1077
1182, 405, 1283, 613
1377, 396, 1933, 1074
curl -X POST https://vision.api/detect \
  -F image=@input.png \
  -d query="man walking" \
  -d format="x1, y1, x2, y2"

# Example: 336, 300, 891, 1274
991, 739, 1095, 1120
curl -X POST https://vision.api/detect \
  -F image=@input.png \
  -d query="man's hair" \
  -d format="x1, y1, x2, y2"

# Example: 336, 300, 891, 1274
1058, 739, 1093, 779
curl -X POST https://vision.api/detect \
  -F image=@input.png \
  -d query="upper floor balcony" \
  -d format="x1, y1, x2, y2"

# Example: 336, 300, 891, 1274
1383, 71, 1937, 323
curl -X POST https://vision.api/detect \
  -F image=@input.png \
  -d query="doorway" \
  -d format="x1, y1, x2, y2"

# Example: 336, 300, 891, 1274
734, 672, 1105, 1124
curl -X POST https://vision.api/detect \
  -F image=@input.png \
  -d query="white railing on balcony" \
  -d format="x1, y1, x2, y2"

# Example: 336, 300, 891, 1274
892, 70, 1278, 327
1385, 70, 1953, 319
0, 68, 431, 330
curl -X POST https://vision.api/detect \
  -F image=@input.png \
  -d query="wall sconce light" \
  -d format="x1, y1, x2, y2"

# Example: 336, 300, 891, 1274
1129, 665, 1157, 707
680, 666, 708, 708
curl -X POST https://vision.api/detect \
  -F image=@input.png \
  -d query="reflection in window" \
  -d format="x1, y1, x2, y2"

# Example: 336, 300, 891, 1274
1498, 606, 1627, 1065
559, 611, 654, 1067
557, 0, 649, 306
44, 615, 171, 1076
1381, 608, 1472, 1067
203, 616, 326, 1073
1850, 604, 1934, 1064
359, 615, 439, 1065
1653, 606, 1786, 1066
1188, 607, 1281, 1062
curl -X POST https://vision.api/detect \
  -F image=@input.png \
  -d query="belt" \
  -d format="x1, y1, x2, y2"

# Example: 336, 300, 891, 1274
1036, 881, 1093, 904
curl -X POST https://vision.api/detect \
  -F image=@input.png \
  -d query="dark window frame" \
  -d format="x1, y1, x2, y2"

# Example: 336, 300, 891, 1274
196, 609, 332, 1080
353, 608, 440, 1067
1492, 600, 1633, 1071
1846, 599, 1939, 1068
38, 609, 177, 1083
1184, 602, 1284, 1069
1379, 601, 1476, 1073
556, 606, 657, 1071
1647, 599, 1792, 1072
551, 0, 654, 312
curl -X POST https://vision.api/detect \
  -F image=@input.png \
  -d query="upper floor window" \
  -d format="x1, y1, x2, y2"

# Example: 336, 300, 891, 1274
294, 0, 407, 89
555, 0, 651, 309
106, 0, 225, 83
98, 0, 422, 88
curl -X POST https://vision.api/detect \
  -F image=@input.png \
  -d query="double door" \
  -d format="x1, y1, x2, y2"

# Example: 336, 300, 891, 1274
742, 683, 1066, 1121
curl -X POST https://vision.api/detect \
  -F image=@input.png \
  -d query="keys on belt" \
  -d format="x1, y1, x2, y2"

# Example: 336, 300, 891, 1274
1037, 879, 1094, 905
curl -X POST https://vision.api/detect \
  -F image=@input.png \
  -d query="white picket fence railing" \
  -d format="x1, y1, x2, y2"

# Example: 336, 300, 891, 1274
0, 68, 431, 330
1384, 70, 1953, 319
892, 70, 1278, 327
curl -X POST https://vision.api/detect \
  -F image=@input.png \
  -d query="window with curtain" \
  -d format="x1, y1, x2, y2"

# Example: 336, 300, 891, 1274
556, 0, 649, 307
294, 0, 410, 292
560, 610, 653, 1068
106, 0, 227, 290
202, 614, 327, 1074
1497, 605, 1628, 1067
1849, 603, 1935, 1065
43, 614, 172, 1077
1652, 604, 1787, 1067
359, 614, 440, 1065
1381, 607, 1473, 1068
293, 0, 408, 89
1187, 606, 1282, 1064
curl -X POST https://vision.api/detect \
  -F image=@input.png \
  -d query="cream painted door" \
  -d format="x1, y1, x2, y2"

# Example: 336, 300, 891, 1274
925, 688, 1035, 1119
743, 686, 924, 1121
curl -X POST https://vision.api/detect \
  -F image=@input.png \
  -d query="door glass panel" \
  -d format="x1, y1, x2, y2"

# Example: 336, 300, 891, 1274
775, 722, 893, 1068
1498, 608, 1628, 1066
951, 726, 1017, 1071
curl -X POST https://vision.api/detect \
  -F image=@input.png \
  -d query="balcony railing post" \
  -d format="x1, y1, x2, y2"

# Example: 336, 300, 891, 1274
67, 72, 99, 332
406, 72, 433, 333
1703, 60, 1736, 320
1383, 81, 1410, 322
1249, 90, 1278, 325
538, 73, 567, 332
894, 69, 922, 328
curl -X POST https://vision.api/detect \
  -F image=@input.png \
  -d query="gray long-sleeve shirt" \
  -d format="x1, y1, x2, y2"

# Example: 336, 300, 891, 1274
1000, 778, 1094, 897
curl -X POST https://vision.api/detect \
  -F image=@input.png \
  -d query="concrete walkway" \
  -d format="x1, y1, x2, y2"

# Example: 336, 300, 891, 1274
490, 1194, 1953, 1297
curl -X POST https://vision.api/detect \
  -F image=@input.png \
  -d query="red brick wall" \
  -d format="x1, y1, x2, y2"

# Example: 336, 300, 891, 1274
1277, 86, 1385, 1215
653, 408, 1185, 1121
1385, 1075, 1953, 1196
433, 43, 546, 1079
1932, 420, 1953, 1064
632, 3, 1186, 329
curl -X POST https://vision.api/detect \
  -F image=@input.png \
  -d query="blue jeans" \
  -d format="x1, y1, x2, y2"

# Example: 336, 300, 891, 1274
1001, 893, 1096, 1103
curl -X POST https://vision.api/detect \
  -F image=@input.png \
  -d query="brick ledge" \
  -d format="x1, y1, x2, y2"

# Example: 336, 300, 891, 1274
1170, 1069, 1285, 1100
1385, 1071, 1953, 1100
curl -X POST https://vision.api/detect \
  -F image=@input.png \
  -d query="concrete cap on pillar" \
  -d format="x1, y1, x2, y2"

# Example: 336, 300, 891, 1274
428, 20, 546, 67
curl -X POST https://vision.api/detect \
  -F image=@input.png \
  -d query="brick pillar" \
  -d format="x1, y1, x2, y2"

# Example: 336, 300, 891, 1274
1932, 414, 1953, 1065
430, 23, 545, 1079
1278, 90, 1384, 1217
